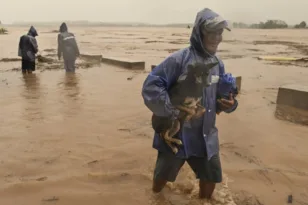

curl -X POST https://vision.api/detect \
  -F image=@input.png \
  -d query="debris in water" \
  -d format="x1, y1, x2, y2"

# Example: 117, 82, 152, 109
42, 196, 59, 202
87, 160, 98, 165
120, 173, 129, 177
257, 56, 308, 61
288, 195, 293, 203
36, 176, 48, 181
43, 49, 56, 53
37, 55, 54, 63
118, 128, 131, 132
0, 58, 20, 62
1, 79, 8, 85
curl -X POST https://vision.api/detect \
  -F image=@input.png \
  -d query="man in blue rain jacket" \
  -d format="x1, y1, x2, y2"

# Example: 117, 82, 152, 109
141, 8, 238, 199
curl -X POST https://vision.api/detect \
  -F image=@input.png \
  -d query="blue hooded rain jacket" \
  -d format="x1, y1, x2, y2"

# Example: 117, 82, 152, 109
141, 8, 238, 160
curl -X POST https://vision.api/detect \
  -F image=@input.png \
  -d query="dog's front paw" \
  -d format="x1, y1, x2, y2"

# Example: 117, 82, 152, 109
191, 106, 206, 119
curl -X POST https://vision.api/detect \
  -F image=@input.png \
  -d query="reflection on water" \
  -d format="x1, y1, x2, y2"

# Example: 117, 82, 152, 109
21, 73, 44, 121
19, 72, 83, 122
0, 66, 240, 205
22, 73, 40, 96
63, 72, 80, 98
58, 72, 82, 117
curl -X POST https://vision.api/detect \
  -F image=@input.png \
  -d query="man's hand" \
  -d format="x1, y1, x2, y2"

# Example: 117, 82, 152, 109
217, 93, 235, 114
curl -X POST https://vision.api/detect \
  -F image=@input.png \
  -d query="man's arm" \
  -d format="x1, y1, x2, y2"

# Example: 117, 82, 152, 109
217, 59, 238, 114
29, 37, 38, 54
141, 56, 182, 120
57, 34, 63, 59
18, 36, 22, 57
71, 34, 80, 57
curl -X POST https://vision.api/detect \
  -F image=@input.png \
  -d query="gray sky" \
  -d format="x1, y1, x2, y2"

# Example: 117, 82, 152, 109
1, 0, 308, 25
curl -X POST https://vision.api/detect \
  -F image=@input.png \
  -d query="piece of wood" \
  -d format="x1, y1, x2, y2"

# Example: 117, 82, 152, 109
102, 57, 145, 70
79, 54, 102, 62
275, 84, 308, 126
235, 76, 242, 92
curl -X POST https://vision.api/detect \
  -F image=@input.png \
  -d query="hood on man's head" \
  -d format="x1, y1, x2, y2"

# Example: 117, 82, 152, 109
202, 15, 231, 32
28, 26, 38, 37
190, 8, 230, 56
59, 22, 68, 33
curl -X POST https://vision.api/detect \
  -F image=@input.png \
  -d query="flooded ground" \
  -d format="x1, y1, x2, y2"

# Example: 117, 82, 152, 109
1, 27, 308, 205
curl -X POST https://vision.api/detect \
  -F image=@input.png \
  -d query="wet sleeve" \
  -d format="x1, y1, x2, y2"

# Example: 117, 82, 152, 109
18, 47, 22, 57
30, 37, 38, 54
57, 34, 63, 58
18, 37, 22, 57
218, 59, 238, 113
141, 56, 182, 120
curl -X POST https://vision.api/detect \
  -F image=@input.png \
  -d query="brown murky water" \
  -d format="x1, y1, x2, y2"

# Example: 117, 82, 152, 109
1, 27, 308, 205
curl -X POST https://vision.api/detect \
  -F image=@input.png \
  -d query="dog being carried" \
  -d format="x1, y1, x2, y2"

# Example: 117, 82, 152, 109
151, 61, 218, 153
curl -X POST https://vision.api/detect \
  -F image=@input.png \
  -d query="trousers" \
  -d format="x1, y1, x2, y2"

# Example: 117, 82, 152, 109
64, 58, 76, 72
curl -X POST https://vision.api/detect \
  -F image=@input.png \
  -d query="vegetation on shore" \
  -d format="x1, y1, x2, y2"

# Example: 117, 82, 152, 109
2, 19, 308, 30
233, 20, 307, 29
0, 27, 8, 34
0, 21, 8, 34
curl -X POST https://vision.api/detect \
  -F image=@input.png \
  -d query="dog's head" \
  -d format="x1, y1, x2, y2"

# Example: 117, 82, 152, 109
187, 62, 218, 86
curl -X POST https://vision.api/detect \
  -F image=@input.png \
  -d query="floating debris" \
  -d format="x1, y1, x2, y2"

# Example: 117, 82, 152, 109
42, 196, 59, 202
36, 176, 48, 181
43, 48, 56, 53
288, 194, 293, 204
257, 56, 308, 61
37, 55, 54, 63
0, 58, 20, 62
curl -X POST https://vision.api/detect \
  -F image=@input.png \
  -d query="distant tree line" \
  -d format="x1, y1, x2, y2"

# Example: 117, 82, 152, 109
232, 20, 307, 29
294, 21, 307, 28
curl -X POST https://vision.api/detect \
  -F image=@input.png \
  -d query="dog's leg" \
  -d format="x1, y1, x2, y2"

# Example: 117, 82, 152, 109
195, 98, 205, 111
192, 103, 206, 119
176, 105, 197, 122
165, 140, 178, 154
184, 114, 194, 121
163, 130, 179, 154
168, 120, 181, 143
163, 122, 182, 154
176, 105, 196, 115
163, 129, 182, 146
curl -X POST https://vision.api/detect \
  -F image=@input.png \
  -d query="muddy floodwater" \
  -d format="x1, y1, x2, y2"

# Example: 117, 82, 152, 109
1, 27, 308, 205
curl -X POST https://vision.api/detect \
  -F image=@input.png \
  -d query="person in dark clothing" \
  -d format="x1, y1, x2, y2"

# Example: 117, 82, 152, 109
18, 26, 39, 74
57, 23, 80, 72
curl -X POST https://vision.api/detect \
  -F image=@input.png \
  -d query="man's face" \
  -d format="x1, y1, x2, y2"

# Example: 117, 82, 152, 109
202, 28, 223, 54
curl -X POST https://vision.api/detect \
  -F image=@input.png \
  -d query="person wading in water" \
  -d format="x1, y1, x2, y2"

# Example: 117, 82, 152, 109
18, 26, 39, 74
141, 8, 238, 199
57, 22, 80, 72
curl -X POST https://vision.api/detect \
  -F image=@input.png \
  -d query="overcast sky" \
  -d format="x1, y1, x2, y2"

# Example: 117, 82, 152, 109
1, 0, 308, 25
